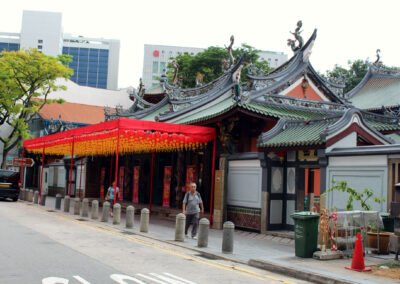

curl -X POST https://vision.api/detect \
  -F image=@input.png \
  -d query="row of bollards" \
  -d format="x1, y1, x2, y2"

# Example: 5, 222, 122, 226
19, 191, 235, 253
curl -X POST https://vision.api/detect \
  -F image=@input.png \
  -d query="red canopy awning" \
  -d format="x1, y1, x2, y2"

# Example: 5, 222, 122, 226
24, 118, 216, 156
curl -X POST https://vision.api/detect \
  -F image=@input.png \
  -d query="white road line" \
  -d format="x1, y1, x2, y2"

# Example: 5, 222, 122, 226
110, 274, 147, 284
73, 275, 90, 284
149, 273, 184, 284
137, 273, 167, 284
162, 273, 197, 284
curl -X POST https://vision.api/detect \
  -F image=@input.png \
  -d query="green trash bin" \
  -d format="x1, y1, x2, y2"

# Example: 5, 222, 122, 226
380, 212, 394, 232
290, 212, 320, 258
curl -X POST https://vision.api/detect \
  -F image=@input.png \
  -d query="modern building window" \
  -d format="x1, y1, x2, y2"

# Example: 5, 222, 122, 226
159, 62, 166, 72
38, 45, 42, 49
38, 39, 43, 43
152, 61, 158, 73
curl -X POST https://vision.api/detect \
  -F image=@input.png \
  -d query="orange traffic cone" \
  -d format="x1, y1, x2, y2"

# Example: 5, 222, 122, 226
346, 232, 371, 272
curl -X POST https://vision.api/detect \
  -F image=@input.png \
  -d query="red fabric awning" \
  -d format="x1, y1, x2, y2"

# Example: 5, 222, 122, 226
24, 118, 216, 156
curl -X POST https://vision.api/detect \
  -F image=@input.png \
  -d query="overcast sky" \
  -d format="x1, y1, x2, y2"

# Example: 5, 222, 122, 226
2, 0, 400, 89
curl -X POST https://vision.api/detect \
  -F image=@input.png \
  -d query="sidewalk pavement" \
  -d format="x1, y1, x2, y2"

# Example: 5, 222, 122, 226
34, 196, 399, 284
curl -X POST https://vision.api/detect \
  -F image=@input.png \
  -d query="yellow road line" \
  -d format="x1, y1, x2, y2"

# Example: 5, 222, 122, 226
25, 203, 296, 284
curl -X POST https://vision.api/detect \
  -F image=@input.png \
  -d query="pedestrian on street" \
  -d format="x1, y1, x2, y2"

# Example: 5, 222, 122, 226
182, 182, 204, 239
106, 181, 119, 217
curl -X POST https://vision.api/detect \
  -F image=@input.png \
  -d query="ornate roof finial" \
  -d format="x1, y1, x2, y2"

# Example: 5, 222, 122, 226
171, 60, 179, 86
374, 49, 381, 66
225, 35, 235, 67
287, 20, 303, 53
195, 73, 203, 87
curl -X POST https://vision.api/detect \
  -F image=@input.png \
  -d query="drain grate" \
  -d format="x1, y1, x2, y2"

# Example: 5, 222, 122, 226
121, 231, 136, 235
195, 253, 219, 260
47, 210, 55, 212
76, 218, 87, 222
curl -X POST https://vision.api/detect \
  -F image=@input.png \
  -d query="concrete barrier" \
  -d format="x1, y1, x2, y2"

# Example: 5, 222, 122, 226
112, 203, 121, 225
198, 218, 210, 247
81, 198, 89, 217
140, 208, 149, 233
222, 221, 235, 254
175, 213, 186, 242
101, 201, 110, 222
126, 206, 135, 228
28, 190, 33, 202
73, 198, 80, 215
40, 194, 46, 206
33, 191, 39, 204
63, 196, 70, 213
55, 194, 62, 210
91, 200, 99, 220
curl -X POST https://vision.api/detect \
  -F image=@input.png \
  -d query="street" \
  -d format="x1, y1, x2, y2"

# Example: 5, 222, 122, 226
0, 200, 308, 284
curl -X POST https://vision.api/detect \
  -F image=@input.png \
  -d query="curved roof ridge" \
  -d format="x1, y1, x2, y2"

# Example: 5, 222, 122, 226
118, 96, 169, 119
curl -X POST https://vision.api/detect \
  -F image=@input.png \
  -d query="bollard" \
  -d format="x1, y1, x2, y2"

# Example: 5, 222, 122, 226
24, 189, 29, 201
22, 189, 26, 201
91, 200, 99, 220
40, 194, 47, 206
19, 189, 23, 200
73, 197, 80, 215
126, 206, 135, 228
28, 190, 33, 202
198, 218, 210, 247
101, 201, 110, 222
222, 221, 235, 254
140, 208, 149, 233
33, 191, 39, 204
175, 213, 186, 242
55, 194, 62, 210
64, 196, 71, 213
81, 198, 89, 217
113, 203, 121, 225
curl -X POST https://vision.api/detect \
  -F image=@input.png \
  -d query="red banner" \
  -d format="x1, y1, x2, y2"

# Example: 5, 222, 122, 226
118, 167, 124, 200
100, 167, 105, 198
132, 166, 140, 203
185, 165, 196, 193
163, 166, 172, 207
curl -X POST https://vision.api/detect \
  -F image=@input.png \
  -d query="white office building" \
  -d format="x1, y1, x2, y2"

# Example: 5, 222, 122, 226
142, 44, 288, 89
0, 10, 120, 90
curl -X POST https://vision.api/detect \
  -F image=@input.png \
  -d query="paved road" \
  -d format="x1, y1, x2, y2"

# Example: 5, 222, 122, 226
0, 200, 309, 284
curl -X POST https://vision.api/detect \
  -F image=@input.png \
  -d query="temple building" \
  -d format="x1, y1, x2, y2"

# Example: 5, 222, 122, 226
23, 23, 400, 232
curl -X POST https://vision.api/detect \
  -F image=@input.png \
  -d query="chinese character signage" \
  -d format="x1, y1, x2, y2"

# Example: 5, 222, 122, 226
132, 166, 140, 203
163, 166, 172, 207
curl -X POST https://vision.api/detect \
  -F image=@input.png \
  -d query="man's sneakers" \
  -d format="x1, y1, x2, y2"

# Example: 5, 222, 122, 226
110, 212, 113, 217
192, 236, 197, 240
185, 234, 189, 238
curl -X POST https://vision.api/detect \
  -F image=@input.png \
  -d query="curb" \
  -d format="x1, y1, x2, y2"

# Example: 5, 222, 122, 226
248, 259, 357, 284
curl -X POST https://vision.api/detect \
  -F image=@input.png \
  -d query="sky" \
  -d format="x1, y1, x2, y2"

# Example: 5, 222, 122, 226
2, 0, 400, 89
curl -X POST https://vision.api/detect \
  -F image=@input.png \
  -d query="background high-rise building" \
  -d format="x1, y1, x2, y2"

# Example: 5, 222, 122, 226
142, 44, 288, 89
0, 10, 120, 90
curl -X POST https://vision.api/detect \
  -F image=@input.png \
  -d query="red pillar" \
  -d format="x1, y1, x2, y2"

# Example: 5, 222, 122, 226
19, 146, 24, 188
39, 144, 45, 204
79, 158, 83, 198
209, 138, 217, 226
113, 124, 120, 205
68, 137, 75, 196
149, 152, 155, 215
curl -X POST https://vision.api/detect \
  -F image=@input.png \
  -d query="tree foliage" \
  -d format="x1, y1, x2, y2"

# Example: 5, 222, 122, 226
0, 48, 73, 168
166, 44, 272, 88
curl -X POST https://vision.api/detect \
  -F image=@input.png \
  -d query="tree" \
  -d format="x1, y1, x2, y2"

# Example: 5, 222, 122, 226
0, 48, 73, 168
167, 44, 272, 88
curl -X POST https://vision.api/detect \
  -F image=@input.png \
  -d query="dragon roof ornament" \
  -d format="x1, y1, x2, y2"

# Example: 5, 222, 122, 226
287, 21, 303, 54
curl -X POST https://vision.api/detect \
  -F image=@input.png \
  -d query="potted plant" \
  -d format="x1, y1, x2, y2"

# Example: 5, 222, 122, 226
324, 180, 392, 254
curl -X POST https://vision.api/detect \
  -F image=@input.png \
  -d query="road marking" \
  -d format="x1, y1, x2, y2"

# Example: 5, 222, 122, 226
163, 273, 197, 284
137, 273, 167, 284
149, 272, 186, 284
42, 277, 69, 284
27, 203, 296, 284
110, 274, 147, 284
73, 275, 91, 284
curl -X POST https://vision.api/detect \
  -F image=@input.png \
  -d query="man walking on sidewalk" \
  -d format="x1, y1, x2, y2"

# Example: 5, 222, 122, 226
182, 182, 204, 239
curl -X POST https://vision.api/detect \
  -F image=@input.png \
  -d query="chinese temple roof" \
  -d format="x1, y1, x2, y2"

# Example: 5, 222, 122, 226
257, 109, 398, 149
349, 64, 400, 111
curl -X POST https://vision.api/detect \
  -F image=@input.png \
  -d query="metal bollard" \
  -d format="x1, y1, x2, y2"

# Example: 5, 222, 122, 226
222, 221, 235, 254
113, 203, 121, 225
101, 201, 110, 222
40, 194, 47, 206
28, 190, 33, 202
198, 218, 210, 247
126, 206, 135, 228
91, 200, 99, 219
73, 197, 80, 215
81, 198, 89, 217
175, 213, 186, 242
63, 196, 70, 212
33, 191, 39, 204
55, 194, 62, 210
140, 208, 149, 233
